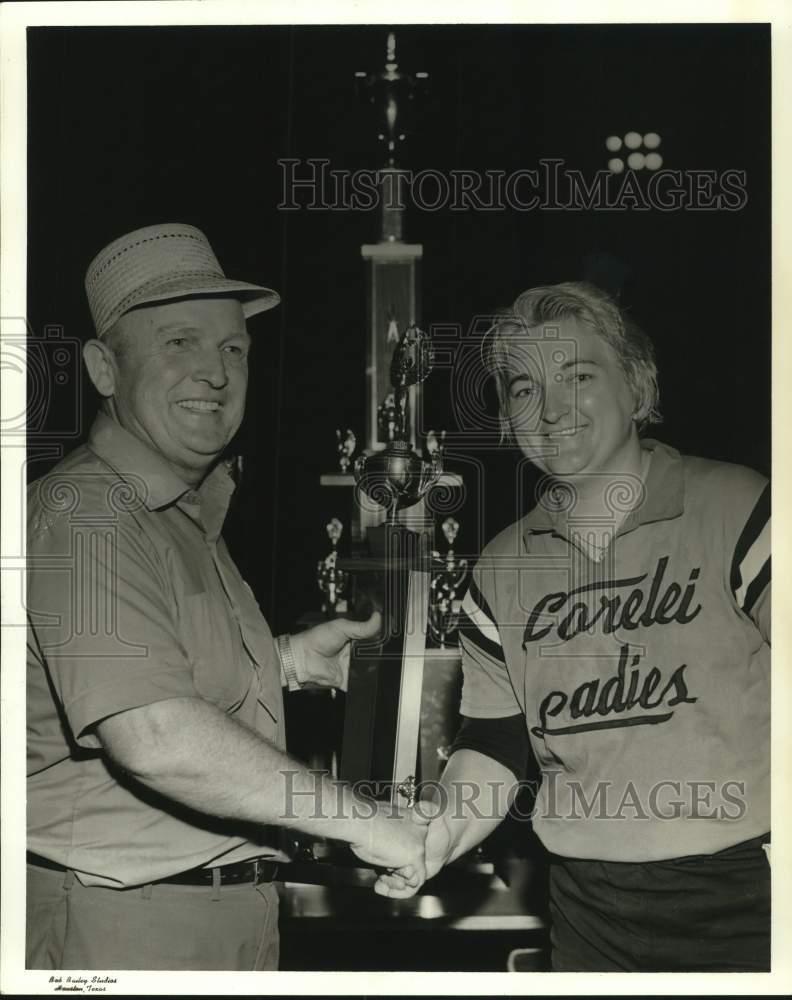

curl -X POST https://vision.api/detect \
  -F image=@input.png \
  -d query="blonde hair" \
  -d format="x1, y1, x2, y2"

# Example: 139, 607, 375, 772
485, 281, 661, 439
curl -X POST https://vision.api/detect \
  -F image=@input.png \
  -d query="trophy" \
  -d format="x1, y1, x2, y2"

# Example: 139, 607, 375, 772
424, 429, 445, 462
354, 324, 442, 528
317, 518, 348, 614
377, 393, 398, 444
335, 429, 356, 475
354, 32, 428, 171
223, 454, 244, 486
428, 517, 469, 648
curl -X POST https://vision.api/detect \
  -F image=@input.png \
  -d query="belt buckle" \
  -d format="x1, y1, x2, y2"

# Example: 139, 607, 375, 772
253, 859, 276, 884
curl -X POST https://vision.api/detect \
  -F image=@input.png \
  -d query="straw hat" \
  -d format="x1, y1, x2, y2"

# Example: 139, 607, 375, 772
85, 223, 280, 338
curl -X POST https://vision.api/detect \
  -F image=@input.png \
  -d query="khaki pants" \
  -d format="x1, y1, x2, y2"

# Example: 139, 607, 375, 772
26, 863, 280, 971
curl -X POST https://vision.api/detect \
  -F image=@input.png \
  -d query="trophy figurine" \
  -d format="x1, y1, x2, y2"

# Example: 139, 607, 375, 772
336, 428, 357, 475
429, 517, 469, 647
425, 429, 446, 462
377, 393, 398, 444
354, 324, 442, 527
317, 518, 349, 614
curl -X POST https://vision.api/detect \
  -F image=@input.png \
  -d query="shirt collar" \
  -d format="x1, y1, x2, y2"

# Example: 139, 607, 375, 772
87, 411, 235, 523
521, 438, 685, 547
188, 463, 236, 543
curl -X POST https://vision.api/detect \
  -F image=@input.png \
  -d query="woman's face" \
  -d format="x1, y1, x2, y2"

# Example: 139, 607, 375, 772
504, 317, 640, 479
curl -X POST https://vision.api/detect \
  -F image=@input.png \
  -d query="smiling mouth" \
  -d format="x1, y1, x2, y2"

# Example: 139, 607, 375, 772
543, 426, 584, 438
176, 400, 223, 412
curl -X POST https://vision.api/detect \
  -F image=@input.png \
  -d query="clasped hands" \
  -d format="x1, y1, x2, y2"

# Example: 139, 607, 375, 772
349, 798, 454, 899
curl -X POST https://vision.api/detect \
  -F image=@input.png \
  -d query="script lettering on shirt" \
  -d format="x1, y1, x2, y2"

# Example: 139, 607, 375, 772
523, 556, 702, 644
531, 644, 698, 737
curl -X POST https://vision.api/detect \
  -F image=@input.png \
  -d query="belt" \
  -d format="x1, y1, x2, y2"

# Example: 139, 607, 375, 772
27, 851, 280, 887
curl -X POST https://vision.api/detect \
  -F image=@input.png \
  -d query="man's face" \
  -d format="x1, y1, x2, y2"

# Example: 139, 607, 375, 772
105, 297, 250, 483
505, 317, 639, 479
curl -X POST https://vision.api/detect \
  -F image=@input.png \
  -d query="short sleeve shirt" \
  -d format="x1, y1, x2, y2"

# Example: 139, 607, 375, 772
27, 413, 286, 888
458, 441, 770, 862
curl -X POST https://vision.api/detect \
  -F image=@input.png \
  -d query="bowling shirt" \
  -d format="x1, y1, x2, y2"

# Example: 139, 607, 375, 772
27, 413, 286, 888
458, 440, 770, 861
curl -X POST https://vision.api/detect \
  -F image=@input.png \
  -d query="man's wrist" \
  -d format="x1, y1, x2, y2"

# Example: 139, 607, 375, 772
276, 634, 302, 692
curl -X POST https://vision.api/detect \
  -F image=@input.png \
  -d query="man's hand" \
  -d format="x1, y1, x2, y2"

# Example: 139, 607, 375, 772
373, 800, 453, 898
290, 611, 381, 690
349, 800, 429, 879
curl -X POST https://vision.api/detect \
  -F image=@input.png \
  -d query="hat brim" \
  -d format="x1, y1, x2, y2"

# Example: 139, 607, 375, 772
106, 273, 280, 336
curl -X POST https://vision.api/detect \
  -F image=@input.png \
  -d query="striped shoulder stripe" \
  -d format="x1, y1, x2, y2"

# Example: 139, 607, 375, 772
468, 576, 497, 626
743, 557, 770, 617
459, 583, 506, 665
730, 483, 770, 613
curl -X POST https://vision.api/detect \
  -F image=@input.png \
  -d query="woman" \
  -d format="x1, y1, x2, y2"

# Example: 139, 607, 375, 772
377, 281, 770, 973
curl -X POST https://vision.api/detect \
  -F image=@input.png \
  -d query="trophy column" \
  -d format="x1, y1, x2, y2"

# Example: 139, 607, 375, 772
362, 239, 422, 455
313, 37, 460, 805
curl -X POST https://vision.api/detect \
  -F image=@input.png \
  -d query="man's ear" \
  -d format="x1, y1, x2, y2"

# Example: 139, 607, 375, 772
83, 339, 118, 398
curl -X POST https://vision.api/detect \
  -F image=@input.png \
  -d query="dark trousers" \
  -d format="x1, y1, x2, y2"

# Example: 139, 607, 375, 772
549, 834, 771, 972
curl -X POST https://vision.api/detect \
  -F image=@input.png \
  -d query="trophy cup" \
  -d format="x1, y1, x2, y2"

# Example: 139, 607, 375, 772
317, 518, 349, 615
354, 323, 442, 533
428, 517, 469, 648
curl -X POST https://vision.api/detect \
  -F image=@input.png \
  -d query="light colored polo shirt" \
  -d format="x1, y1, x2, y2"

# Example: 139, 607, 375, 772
458, 440, 770, 862
27, 413, 286, 888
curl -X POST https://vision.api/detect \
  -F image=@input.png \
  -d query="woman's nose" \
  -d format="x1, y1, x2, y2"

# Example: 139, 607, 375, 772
541, 377, 571, 424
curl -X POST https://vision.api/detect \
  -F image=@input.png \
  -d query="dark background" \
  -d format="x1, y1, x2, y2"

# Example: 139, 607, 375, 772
27, 23, 771, 632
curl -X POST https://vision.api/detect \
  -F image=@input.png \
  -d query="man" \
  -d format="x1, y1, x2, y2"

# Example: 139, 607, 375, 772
378, 282, 770, 973
26, 223, 427, 971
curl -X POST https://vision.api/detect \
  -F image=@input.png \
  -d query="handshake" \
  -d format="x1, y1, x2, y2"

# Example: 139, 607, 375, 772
348, 799, 455, 899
